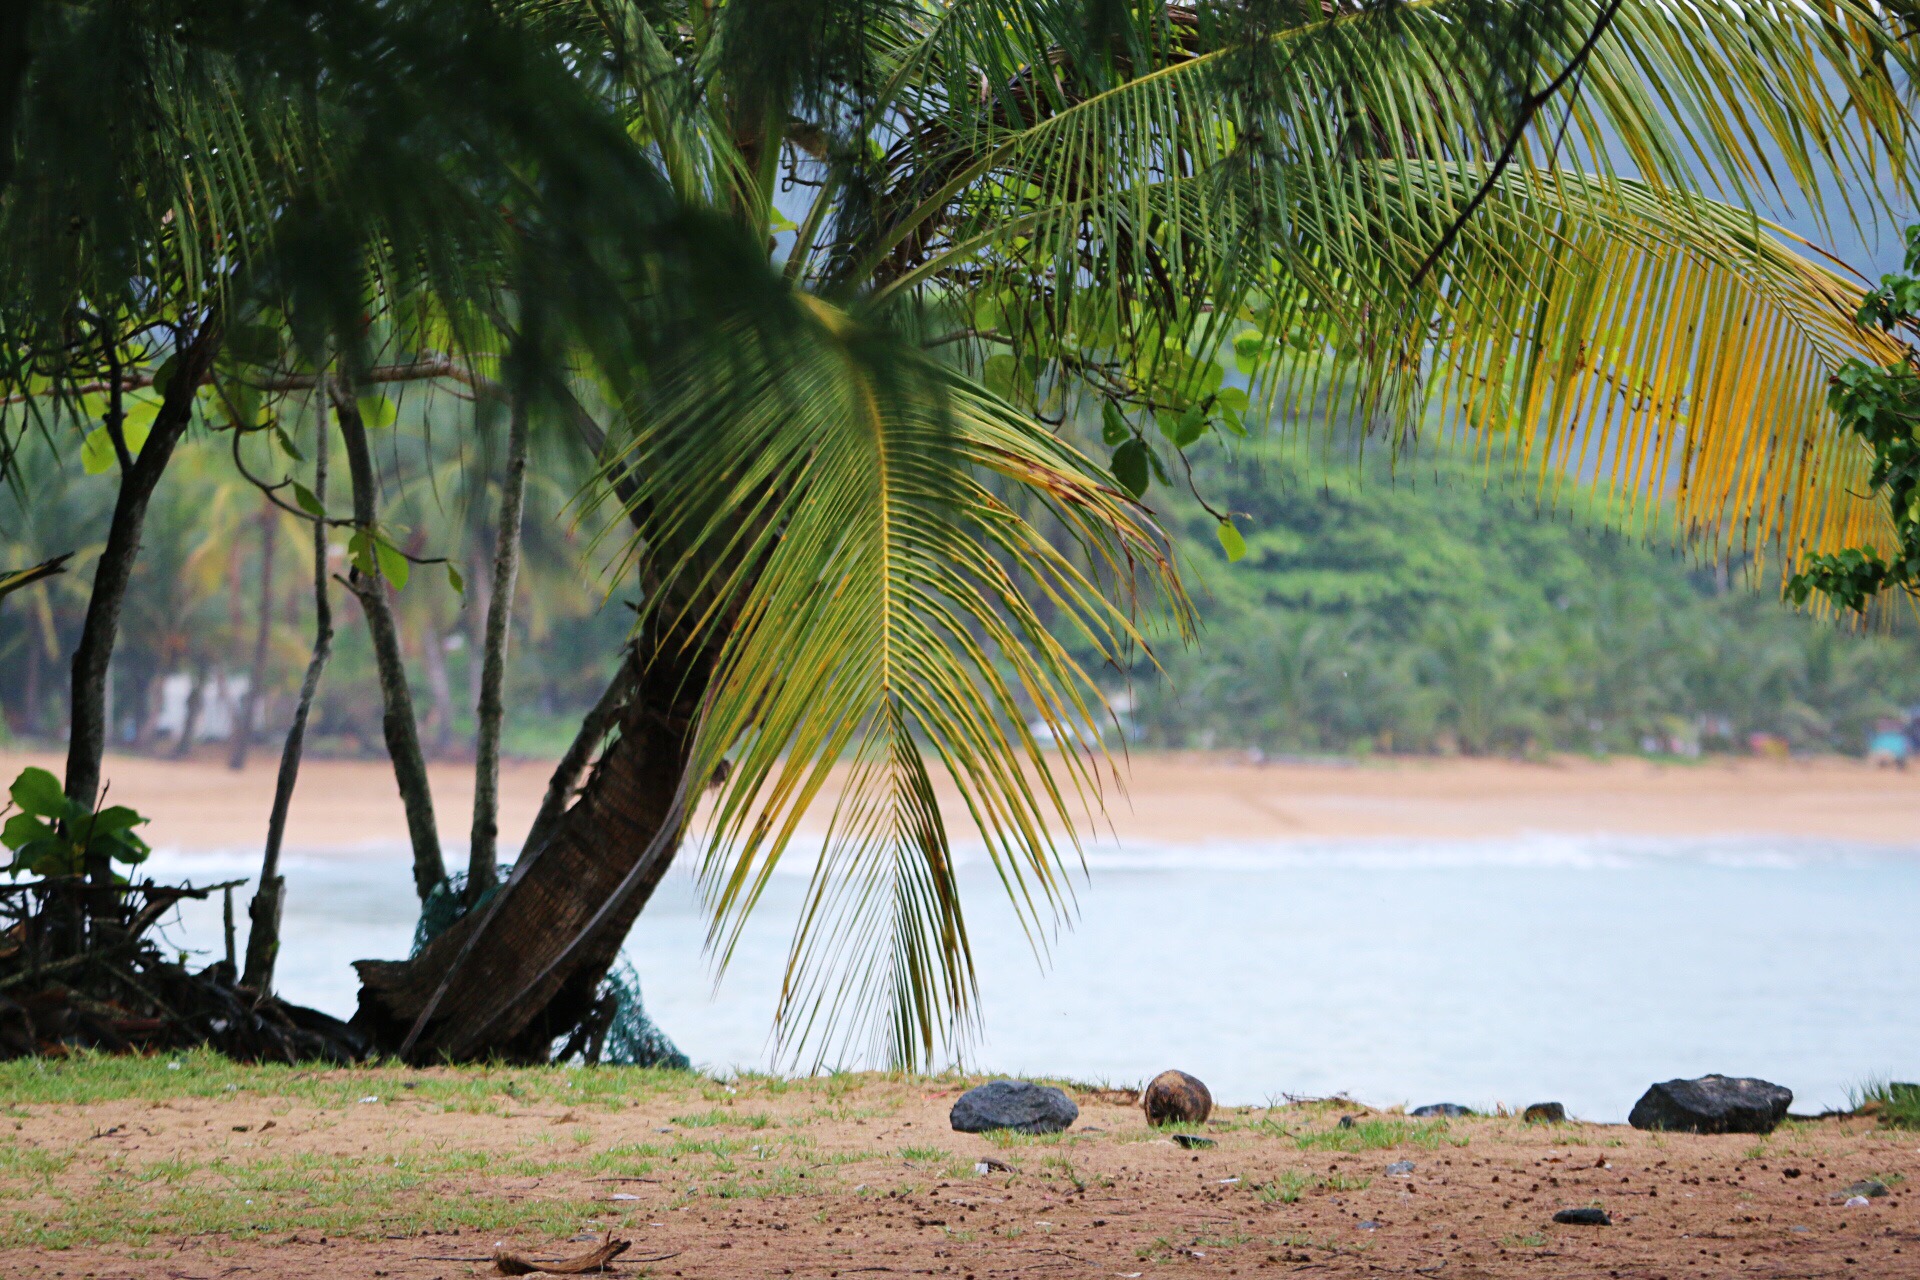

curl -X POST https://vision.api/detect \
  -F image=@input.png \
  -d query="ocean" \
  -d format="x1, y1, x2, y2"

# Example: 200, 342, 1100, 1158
144, 833, 1920, 1122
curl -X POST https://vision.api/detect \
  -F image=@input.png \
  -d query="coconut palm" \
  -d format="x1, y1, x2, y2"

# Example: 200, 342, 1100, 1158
362, 0, 1920, 1069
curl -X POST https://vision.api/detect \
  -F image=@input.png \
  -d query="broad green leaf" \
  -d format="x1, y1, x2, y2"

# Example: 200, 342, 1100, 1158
2, 812, 54, 853
1111, 439, 1151, 497
374, 538, 410, 589
274, 425, 305, 460
80, 427, 117, 475
291, 483, 325, 518
87, 804, 147, 836
357, 394, 398, 429
1216, 519, 1248, 563
9, 766, 69, 820
1099, 401, 1129, 446
445, 561, 465, 594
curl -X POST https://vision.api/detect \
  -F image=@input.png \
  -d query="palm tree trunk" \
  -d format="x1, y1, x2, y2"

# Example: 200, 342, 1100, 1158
64, 320, 221, 920
353, 624, 712, 1061
332, 381, 446, 902
229, 499, 279, 770
243, 395, 335, 993
465, 382, 533, 905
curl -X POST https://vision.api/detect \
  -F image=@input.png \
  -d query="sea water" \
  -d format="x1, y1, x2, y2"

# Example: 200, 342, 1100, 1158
144, 834, 1920, 1122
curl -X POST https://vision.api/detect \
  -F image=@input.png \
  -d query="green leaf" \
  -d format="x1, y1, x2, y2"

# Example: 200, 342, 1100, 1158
445, 561, 465, 594
1159, 405, 1207, 449
2, 811, 54, 853
274, 425, 305, 461
1111, 439, 1151, 498
374, 538, 410, 590
223, 382, 262, 430
150, 354, 181, 397
1216, 519, 1248, 563
357, 394, 398, 429
1100, 401, 1130, 446
291, 482, 325, 518
80, 427, 117, 475
87, 805, 147, 836
9, 767, 69, 820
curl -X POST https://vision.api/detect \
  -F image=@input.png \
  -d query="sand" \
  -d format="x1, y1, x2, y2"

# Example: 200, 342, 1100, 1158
1, 1065, 1913, 1279
1, 748, 1916, 855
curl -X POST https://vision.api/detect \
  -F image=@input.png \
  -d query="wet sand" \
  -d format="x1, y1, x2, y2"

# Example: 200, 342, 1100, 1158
2, 748, 1916, 855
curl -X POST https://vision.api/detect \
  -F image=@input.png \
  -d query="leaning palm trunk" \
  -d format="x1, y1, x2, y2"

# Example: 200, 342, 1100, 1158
353, 624, 712, 1061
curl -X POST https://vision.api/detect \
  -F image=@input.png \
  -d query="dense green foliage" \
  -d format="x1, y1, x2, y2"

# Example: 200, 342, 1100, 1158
1129, 437, 1920, 757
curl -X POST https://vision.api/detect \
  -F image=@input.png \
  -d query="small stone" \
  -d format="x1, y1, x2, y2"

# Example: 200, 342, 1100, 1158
973, 1156, 1012, 1175
1171, 1133, 1215, 1150
1143, 1070, 1213, 1126
1410, 1103, 1472, 1118
1523, 1102, 1567, 1125
1844, 1196, 1871, 1209
1337, 1114, 1358, 1129
950, 1080, 1079, 1135
1627, 1075, 1792, 1135
1844, 1180, 1890, 1199
1356, 1220, 1381, 1230
1553, 1208, 1611, 1226
1385, 1160, 1415, 1177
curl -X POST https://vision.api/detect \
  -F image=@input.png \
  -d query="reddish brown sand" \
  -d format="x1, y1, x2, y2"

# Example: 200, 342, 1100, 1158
2, 750, 1917, 853
1, 1070, 1914, 1279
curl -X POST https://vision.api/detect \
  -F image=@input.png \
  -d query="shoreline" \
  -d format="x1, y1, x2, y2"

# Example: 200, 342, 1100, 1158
4, 748, 1919, 854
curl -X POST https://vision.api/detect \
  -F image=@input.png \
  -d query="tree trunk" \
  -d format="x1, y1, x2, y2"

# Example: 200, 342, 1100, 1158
353, 625, 713, 1061
465, 381, 533, 905
332, 382, 447, 902
229, 500, 279, 770
64, 320, 221, 918
170, 661, 207, 759
244, 395, 335, 994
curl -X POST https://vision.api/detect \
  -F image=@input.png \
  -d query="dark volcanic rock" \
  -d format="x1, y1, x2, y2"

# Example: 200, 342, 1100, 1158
1411, 1103, 1473, 1118
1144, 1069, 1213, 1126
950, 1080, 1078, 1135
1553, 1208, 1611, 1226
1523, 1102, 1567, 1125
1628, 1075, 1792, 1134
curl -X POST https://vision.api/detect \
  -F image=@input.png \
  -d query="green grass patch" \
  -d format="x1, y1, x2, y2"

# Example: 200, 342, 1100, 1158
1293, 1119, 1463, 1152
1854, 1080, 1920, 1129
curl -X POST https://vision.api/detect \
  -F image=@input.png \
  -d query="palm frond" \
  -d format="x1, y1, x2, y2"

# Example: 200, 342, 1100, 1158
604, 295, 1187, 1066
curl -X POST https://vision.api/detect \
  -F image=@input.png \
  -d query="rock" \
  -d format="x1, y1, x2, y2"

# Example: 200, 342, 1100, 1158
1842, 1180, 1889, 1200
1385, 1160, 1415, 1177
1143, 1070, 1213, 1126
1411, 1103, 1472, 1118
1627, 1075, 1792, 1135
1171, 1133, 1215, 1150
1844, 1196, 1872, 1208
1523, 1102, 1567, 1125
1553, 1208, 1611, 1226
950, 1080, 1079, 1135
1337, 1114, 1359, 1129
974, 1157, 1013, 1175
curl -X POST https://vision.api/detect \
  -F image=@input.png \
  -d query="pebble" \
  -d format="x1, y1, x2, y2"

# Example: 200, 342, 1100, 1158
1171, 1133, 1215, 1150
1385, 1160, 1415, 1177
1410, 1103, 1472, 1118
1844, 1195, 1872, 1208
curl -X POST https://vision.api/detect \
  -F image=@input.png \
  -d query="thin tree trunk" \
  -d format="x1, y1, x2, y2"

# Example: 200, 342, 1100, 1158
465, 384, 533, 905
520, 658, 636, 861
244, 395, 335, 994
229, 500, 279, 770
64, 320, 221, 919
170, 661, 206, 759
332, 381, 446, 902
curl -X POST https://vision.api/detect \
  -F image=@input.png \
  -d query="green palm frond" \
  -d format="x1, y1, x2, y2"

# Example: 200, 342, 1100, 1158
604, 294, 1187, 1066
0, 553, 68, 603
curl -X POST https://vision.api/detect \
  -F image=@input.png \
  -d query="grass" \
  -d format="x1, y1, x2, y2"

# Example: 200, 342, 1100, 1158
1253, 1169, 1370, 1203
1852, 1080, 1920, 1129
1293, 1118, 1465, 1153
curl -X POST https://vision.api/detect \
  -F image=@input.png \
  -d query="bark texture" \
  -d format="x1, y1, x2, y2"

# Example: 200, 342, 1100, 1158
333, 384, 446, 902
353, 629, 712, 1062
243, 397, 335, 993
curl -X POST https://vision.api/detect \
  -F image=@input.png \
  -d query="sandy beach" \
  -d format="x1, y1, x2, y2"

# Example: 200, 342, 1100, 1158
2, 748, 1916, 855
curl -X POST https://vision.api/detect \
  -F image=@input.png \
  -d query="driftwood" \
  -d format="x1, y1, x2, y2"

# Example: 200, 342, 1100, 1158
494, 1234, 632, 1276
0, 877, 368, 1063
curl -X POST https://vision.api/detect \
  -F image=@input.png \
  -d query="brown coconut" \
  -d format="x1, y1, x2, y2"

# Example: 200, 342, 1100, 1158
1143, 1069, 1213, 1126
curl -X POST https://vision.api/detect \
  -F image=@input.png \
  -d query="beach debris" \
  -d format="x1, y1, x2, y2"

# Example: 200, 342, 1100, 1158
1356, 1220, 1381, 1230
974, 1157, 1013, 1175
1337, 1114, 1359, 1129
1523, 1102, 1567, 1125
1411, 1103, 1472, 1118
1628, 1075, 1792, 1135
607, 1193, 641, 1201
1385, 1160, 1415, 1177
950, 1080, 1078, 1135
1171, 1133, 1215, 1150
1844, 1196, 1872, 1208
1553, 1207, 1611, 1226
1143, 1069, 1213, 1126
494, 1233, 631, 1275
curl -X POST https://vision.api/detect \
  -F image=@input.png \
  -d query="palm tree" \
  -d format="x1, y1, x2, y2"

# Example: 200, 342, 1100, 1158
364, 0, 1920, 1068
